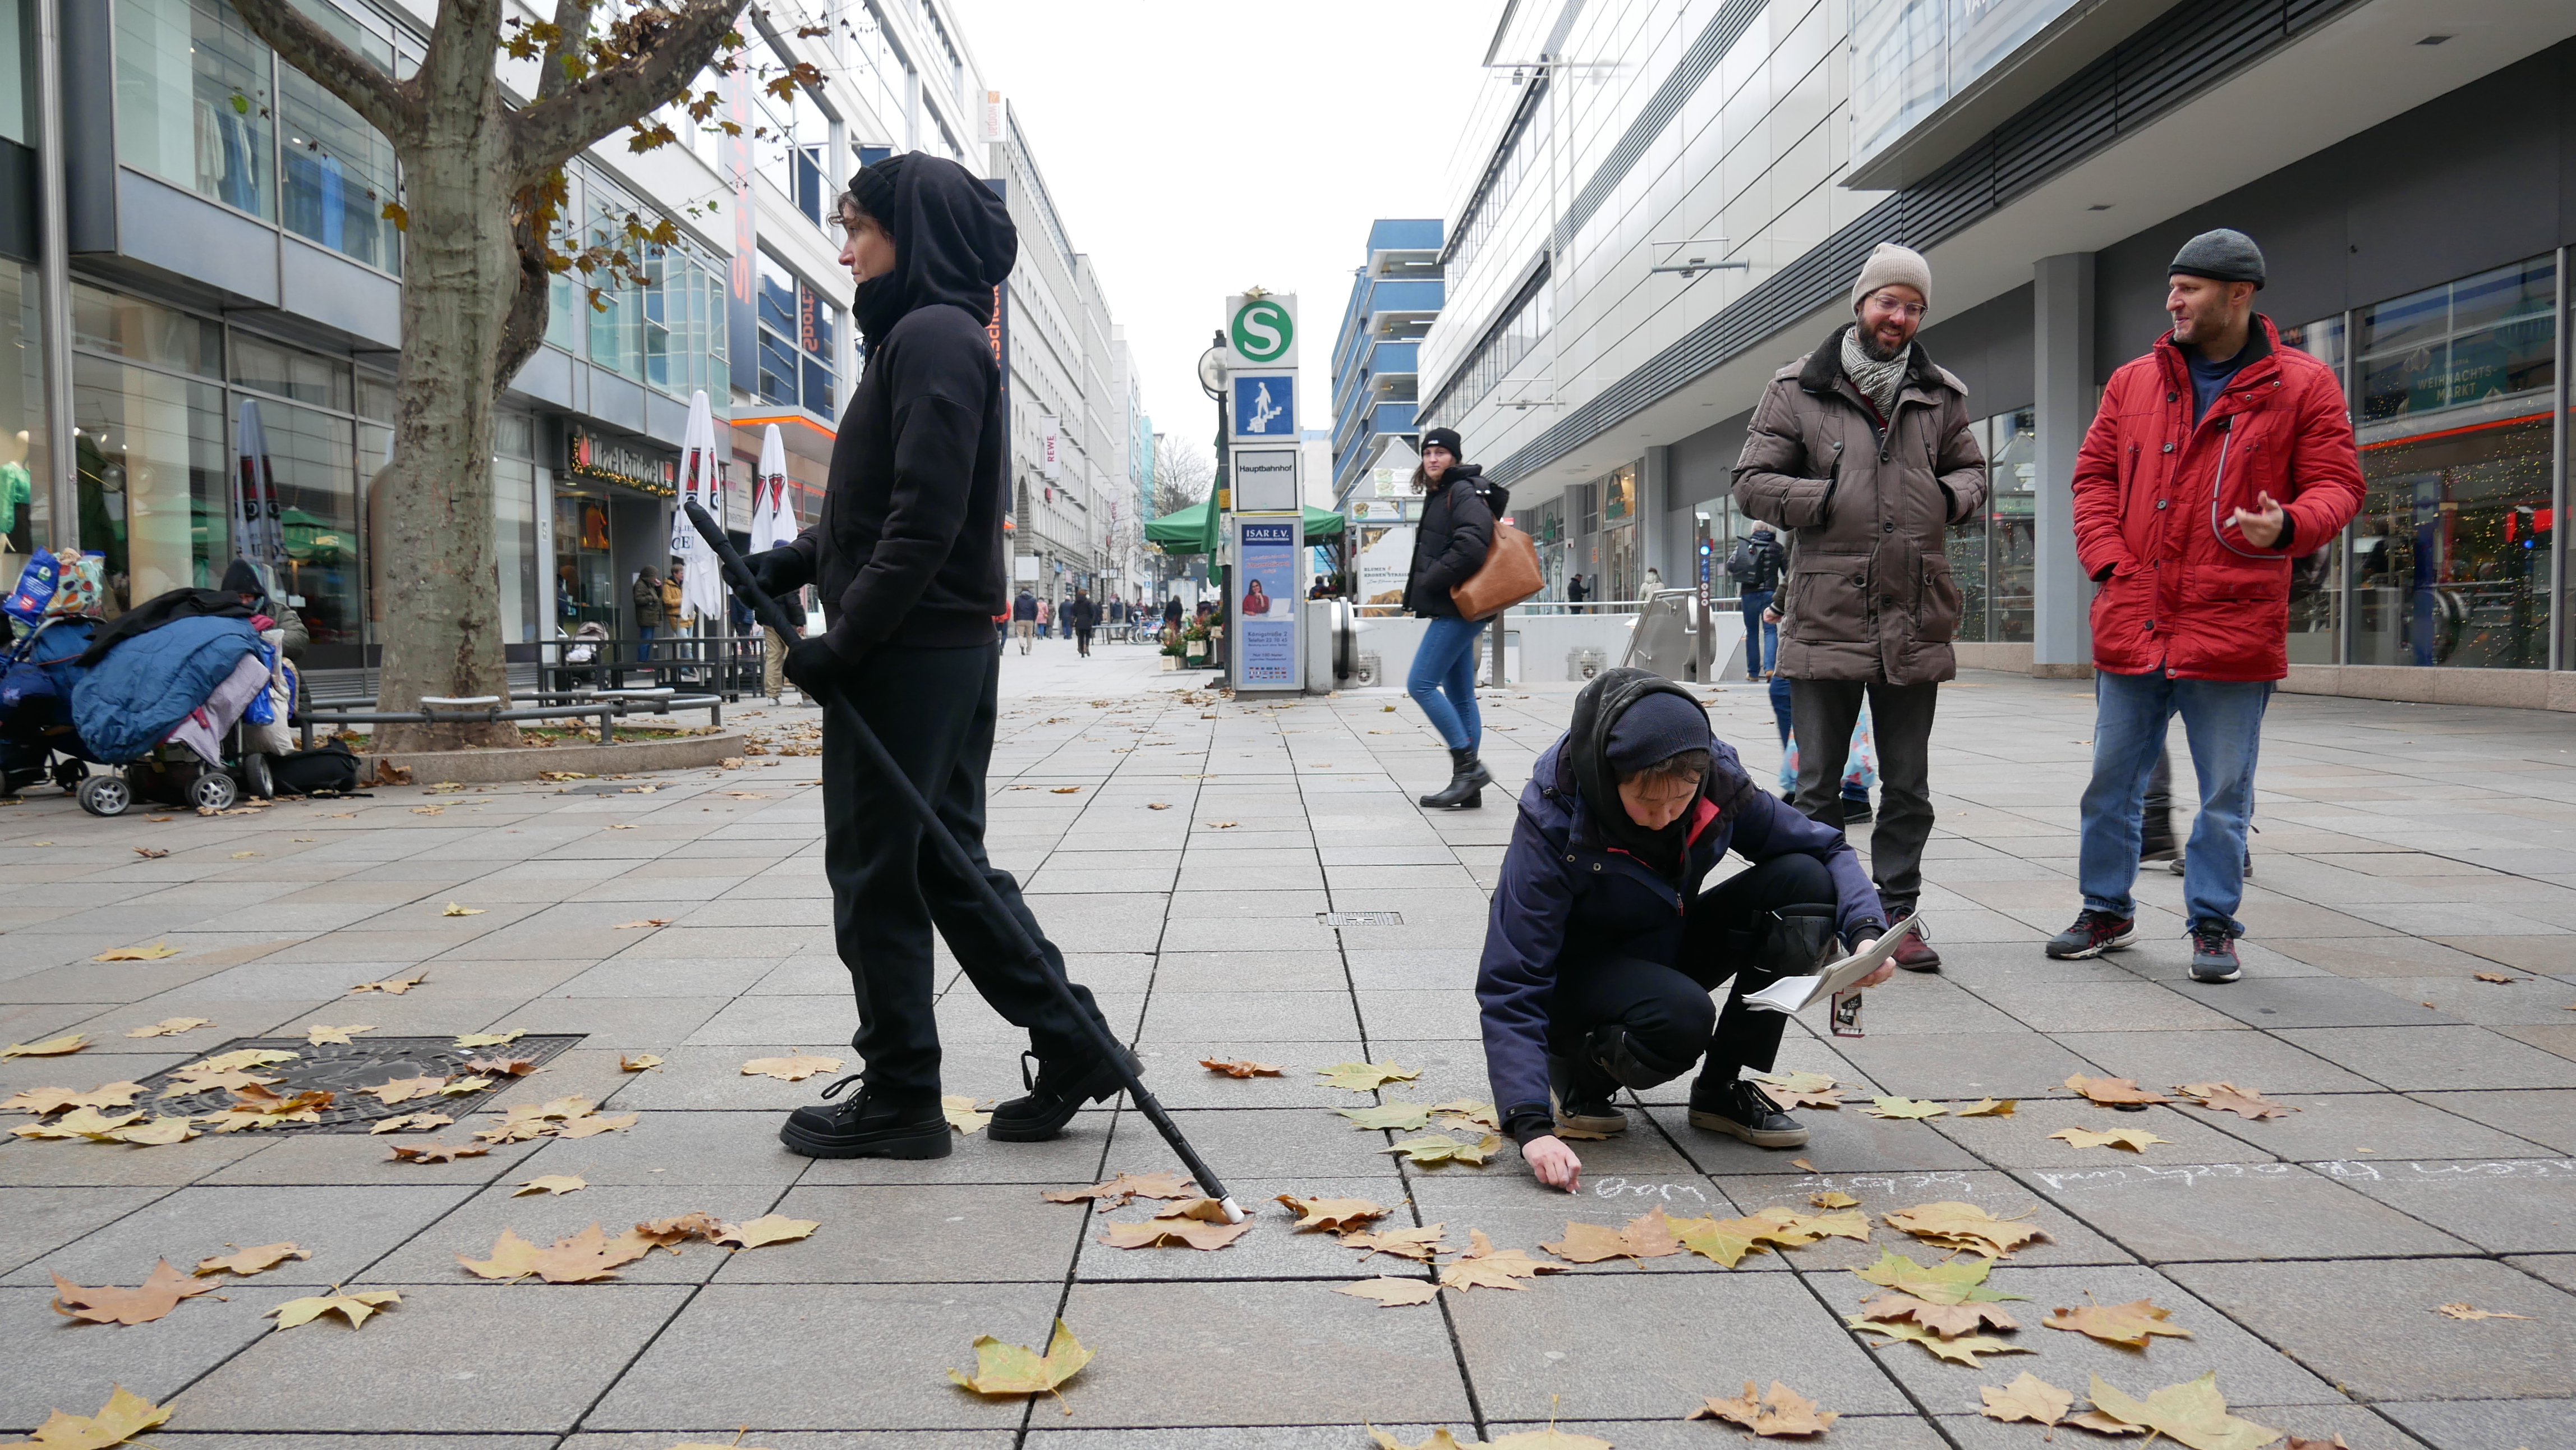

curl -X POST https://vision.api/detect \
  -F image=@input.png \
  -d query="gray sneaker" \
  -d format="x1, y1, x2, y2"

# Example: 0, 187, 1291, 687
2188, 923, 2242, 984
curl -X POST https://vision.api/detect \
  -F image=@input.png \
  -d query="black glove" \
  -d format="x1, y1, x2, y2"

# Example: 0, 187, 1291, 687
743, 545, 811, 603
782, 635, 847, 696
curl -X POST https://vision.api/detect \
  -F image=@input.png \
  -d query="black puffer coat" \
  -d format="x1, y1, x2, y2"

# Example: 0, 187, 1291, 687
1402, 466, 1498, 618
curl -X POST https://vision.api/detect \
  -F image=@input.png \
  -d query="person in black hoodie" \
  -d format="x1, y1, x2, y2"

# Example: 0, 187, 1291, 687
1402, 426, 1497, 809
738, 154, 1130, 1161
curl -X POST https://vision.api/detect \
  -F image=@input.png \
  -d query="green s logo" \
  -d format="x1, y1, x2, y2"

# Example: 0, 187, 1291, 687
1231, 300, 1294, 362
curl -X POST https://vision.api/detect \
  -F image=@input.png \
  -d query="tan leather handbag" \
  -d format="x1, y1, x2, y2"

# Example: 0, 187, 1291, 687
1450, 516, 1543, 621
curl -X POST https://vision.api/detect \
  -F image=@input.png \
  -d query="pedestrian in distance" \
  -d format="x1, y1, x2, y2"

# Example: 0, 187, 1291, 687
1565, 572, 1587, 608
1477, 669, 1893, 1191
631, 567, 664, 661
1732, 241, 1984, 973
1401, 425, 1501, 810
1034, 595, 1049, 639
2047, 228, 2362, 982
1162, 593, 1183, 644
1010, 586, 1038, 654
1725, 524, 1785, 680
1641, 565, 1663, 596
738, 152, 1131, 1160
1065, 588, 1097, 657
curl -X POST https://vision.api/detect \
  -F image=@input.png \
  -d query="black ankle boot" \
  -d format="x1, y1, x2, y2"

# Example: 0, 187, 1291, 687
779, 1076, 951, 1159
1419, 746, 1491, 809
1548, 1054, 1627, 1136
988, 1047, 1140, 1142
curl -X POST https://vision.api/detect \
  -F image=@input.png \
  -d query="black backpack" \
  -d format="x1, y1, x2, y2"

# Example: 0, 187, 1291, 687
271, 740, 361, 795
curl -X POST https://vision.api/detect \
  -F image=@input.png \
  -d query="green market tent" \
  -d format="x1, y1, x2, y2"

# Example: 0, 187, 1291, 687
1145, 498, 1344, 556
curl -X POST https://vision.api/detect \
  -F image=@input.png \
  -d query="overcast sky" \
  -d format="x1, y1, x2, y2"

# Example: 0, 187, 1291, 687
953, 0, 1496, 467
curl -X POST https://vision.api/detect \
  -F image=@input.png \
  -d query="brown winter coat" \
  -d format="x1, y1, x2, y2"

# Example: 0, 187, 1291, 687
1731, 325, 1987, 685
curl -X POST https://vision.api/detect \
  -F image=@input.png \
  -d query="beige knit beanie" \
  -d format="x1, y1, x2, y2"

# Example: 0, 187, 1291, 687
1850, 242, 1932, 313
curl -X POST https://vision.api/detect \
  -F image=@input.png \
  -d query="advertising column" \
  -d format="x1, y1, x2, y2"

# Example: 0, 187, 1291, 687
1221, 291, 1301, 692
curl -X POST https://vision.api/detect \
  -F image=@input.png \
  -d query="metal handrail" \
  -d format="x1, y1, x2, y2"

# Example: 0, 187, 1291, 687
298, 689, 724, 748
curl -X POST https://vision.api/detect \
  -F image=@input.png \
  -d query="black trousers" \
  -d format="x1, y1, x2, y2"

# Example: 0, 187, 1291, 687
1787, 677, 1937, 915
821, 641, 1108, 1094
1074, 625, 1093, 655
1546, 854, 1839, 1088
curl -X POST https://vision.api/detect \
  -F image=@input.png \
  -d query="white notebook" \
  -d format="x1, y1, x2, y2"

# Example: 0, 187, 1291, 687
1741, 914, 1922, 1016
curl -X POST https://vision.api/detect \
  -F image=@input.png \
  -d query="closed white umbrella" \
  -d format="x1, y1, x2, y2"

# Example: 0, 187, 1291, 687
674, 391, 728, 623
749, 424, 793, 553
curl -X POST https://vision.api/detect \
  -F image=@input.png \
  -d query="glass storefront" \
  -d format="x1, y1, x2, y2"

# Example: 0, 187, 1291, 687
1599, 464, 1637, 603
2278, 316, 2347, 663
1945, 407, 2033, 643
1, 261, 48, 558
72, 354, 224, 604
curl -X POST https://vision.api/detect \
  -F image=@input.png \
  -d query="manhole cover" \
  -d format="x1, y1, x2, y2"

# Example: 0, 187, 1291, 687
131, 1035, 585, 1132
1319, 912, 1404, 927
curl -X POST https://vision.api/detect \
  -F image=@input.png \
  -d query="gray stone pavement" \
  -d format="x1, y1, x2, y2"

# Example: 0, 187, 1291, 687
2, 632, 2572, 1447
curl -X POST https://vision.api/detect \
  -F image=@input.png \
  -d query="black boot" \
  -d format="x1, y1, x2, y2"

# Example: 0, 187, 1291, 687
1418, 746, 1491, 809
1686, 1077, 1810, 1148
1548, 1054, 1627, 1136
779, 1076, 951, 1159
988, 1047, 1142, 1142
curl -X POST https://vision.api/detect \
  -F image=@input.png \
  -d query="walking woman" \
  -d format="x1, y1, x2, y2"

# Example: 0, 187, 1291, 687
1403, 426, 1498, 809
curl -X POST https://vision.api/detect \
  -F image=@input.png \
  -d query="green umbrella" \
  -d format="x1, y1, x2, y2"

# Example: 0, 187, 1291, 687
1146, 499, 1342, 556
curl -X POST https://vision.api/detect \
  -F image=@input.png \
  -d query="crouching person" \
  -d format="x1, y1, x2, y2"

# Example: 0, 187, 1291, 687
1478, 669, 1892, 1192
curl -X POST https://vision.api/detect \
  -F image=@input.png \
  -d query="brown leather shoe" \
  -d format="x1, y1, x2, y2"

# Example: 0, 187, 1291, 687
1890, 925, 1942, 972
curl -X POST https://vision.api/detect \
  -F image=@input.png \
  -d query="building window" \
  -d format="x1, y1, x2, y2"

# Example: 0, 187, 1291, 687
2278, 314, 2347, 664
2353, 255, 2556, 671
2, 0, 29, 146
1422, 264, 1551, 429
276, 0, 402, 272
757, 80, 829, 225
1988, 408, 2035, 643
1443, 77, 1551, 281
756, 251, 839, 420
1946, 419, 1989, 643
115, 0, 277, 220
0, 263, 47, 553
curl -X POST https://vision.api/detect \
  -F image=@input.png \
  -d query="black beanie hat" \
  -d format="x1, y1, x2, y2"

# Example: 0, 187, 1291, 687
1604, 691, 1713, 776
1419, 427, 1462, 457
2169, 228, 2266, 290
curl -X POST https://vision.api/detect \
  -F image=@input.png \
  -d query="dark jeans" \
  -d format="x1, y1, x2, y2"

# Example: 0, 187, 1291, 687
1074, 625, 1093, 655
821, 641, 1110, 1094
1739, 590, 1776, 677
636, 624, 657, 662
1546, 854, 1838, 1088
1787, 677, 1937, 916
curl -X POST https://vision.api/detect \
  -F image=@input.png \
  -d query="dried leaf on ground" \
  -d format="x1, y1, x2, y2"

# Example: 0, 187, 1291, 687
1810, 1190, 1860, 1209
554, 1112, 637, 1139
1382, 1131, 1499, 1166
1541, 1206, 1684, 1264
1430, 1100, 1503, 1131
1689, 1380, 1840, 1438
619, 1053, 663, 1071
1042, 1171, 1196, 1206
947, 1318, 1092, 1406
93, 943, 182, 962
368, 1112, 452, 1134
613, 917, 673, 929
122, 1017, 211, 1038
1861, 1095, 1947, 1119
11, 1107, 141, 1141
1097, 1199, 1252, 1251
1317, 1059, 1422, 1091
940, 1095, 991, 1134
133, 846, 170, 857
715, 1214, 820, 1249
440, 902, 485, 916
50, 1261, 215, 1325
364, 1075, 449, 1106
458, 1224, 650, 1283
2473, 971, 2516, 984
740, 1053, 842, 1081
304, 1023, 374, 1045
2067, 1073, 2170, 1106
108, 1116, 199, 1146
1337, 1277, 1439, 1307
513, 1174, 588, 1196
3, 1082, 144, 1115
188, 1048, 298, 1073
463, 1056, 539, 1077
1981, 1371, 2075, 1427
618, 1212, 728, 1257
348, 971, 426, 994
1200, 1057, 1284, 1077
2284, 1438, 2353, 1449
1341, 1223, 1450, 1263
1957, 1098, 2018, 1117
269, 1287, 401, 1330
208, 1084, 333, 1129
3, 1034, 89, 1058
5, 1385, 171, 1448
1276, 1194, 1389, 1231
1337, 1100, 1433, 1131
387, 1141, 488, 1163
1850, 1314, 2032, 1366
453, 1029, 525, 1049
1439, 1228, 1564, 1292
2080, 1371, 2282, 1450
1665, 1211, 1806, 1268
2053, 1126, 2171, 1153
1754, 1070, 1847, 1109
1859, 1291, 2021, 1337
1487, 1429, 1614, 1449
193, 1242, 311, 1277
2046, 1298, 2192, 1347
2433, 1302, 2535, 1320
2173, 1082, 2297, 1120
1882, 1203, 2048, 1258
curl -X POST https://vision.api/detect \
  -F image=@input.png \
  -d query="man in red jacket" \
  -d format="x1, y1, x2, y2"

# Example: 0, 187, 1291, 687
2045, 230, 2363, 983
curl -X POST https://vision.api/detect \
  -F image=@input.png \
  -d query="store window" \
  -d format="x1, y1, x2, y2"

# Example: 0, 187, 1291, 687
494, 414, 537, 645
2276, 315, 2347, 664
72, 354, 227, 609
1987, 408, 2035, 642
231, 333, 352, 411
1598, 463, 1637, 604
72, 282, 222, 379
250, 394, 360, 658
116, 0, 275, 219
277, 0, 402, 273
1, 262, 48, 557
2352, 255, 2556, 670
553, 489, 618, 631
1945, 419, 1989, 643
756, 251, 839, 420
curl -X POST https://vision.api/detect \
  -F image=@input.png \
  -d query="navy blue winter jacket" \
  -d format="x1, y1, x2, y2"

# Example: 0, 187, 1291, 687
1476, 733, 1882, 1137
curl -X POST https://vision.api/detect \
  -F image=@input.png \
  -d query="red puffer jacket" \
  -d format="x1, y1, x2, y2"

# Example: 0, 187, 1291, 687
2071, 315, 2365, 682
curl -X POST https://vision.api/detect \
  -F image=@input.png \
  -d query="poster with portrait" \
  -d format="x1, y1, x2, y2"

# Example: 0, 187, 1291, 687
1237, 518, 1298, 688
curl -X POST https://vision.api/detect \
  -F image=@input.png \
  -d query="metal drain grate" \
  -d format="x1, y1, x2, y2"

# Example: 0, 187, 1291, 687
1319, 912, 1404, 927
130, 1034, 586, 1132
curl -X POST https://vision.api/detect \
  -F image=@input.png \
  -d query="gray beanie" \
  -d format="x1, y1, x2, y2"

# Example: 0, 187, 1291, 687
1850, 242, 1932, 313
2169, 228, 2265, 289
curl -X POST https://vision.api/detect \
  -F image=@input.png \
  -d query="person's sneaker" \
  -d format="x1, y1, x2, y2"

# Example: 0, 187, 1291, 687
1889, 921, 1941, 972
2188, 922, 2242, 983
2169, 850, 2255, 878
988, 1048, 1140, 1142
1839, 795, 1874, 824
2045, 909, 2137, 960
1686, 1077, 1809, 1149
779, 1076, 951, 1159
1551, 1084, 1627, 1137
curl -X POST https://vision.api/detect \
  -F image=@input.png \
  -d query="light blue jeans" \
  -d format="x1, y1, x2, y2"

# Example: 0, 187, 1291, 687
2079, 669, 2272, 935
1407, 615, 1485, 752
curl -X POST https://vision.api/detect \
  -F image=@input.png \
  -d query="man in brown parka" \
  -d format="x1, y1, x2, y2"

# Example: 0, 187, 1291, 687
1731, 242, 1985, 971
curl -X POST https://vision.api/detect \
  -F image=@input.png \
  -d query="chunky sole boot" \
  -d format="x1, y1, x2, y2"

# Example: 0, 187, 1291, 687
1547, 1054, 1627, 1136
779, 1079, 951, 1159
1418, 746, 1490, 809
1686, 1078, 1809, 1149
988, 1048, 1141, 1142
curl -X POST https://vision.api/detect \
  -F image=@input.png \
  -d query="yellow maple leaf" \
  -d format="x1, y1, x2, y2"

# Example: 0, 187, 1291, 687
714, 1214, 819, 1249
268, 1287, 401, 1330
2, 1034, 90, 1058
92, 943, 181, 962
942, 1095, 991, 1134
2, 1385, 171, 1448
947, 1318, 1092, 1408
1980, 1370, 2074, 1427
2052, 1126, 2170, 1153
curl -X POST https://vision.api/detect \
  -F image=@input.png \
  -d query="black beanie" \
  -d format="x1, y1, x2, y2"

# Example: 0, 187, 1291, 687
2169, 228, 2266, 290
1419, 427, 1462, 457
1605, 691, 1712, 776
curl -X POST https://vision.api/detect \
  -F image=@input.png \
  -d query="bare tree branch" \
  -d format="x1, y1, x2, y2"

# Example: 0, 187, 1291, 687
537, 0, 601, 102
493, 208, 555, 393
225, 0, 415, 142
508, 0, 746, 187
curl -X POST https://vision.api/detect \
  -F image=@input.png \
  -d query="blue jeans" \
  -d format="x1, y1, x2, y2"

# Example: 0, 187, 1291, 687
1407, 615, 1485, 751
1740, 590, 1776, 677
637, 624, 657, 662
2080, 669, 2272, 935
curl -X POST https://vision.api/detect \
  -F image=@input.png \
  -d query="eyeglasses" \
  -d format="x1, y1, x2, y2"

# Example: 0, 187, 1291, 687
1865, 293, 1928, 320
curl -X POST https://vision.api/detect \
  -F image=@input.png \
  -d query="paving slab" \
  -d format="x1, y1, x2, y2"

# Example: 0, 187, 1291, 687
2377, 1399, 2576, 1450
1719, 1167, 2139, 1269
2312, 1157, 2576, 1254
1936, 1403, 2425, 1448
3, 1182, 473, 1288
1638, 1102, 1985, 1176
2045, 1027, 2382, 1093
2015, 1158, 2478, 1261
0, 1185, 170, 1277
714, 1182, 1096, 1284
362, 1181, 786, 1284
2273, 1026, 2576, 1091
2186, 1090, 2557, 1160
2164, 1257, 2576, 1401
1828, 1030, 2106, 1099
2505, 1252, 2576, 1293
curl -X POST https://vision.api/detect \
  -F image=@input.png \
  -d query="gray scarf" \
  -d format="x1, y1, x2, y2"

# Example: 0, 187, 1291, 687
1840, 325, 1911, 417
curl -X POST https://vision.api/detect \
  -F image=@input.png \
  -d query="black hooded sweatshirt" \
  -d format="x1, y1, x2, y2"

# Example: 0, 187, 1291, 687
786, 154, 1018, 658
